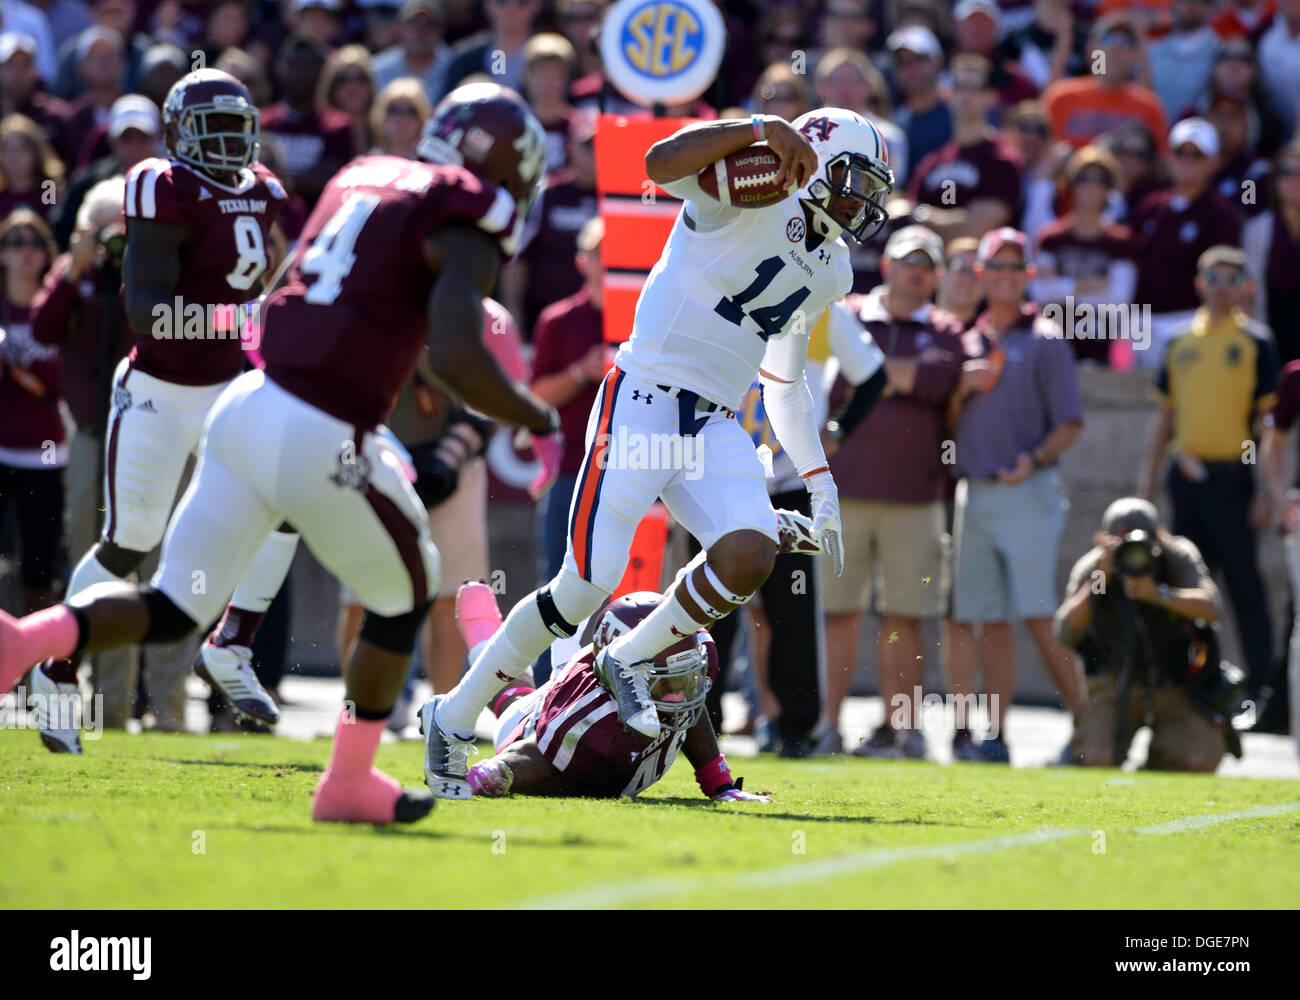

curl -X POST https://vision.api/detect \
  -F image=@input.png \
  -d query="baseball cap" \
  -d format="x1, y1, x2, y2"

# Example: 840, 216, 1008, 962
1102, 497, 1159, 536
109, 94, 160, 138
139, 42, 188, 77
1197, 244, 1249, 273
954, 0, 1000, 24
1169, 116, 1219, 157
76, 25, 125, 64
0, 32, 38, 64
399, 0, 444, 21
977, 226, 1030, 263
886, 25, 941, 59
884, 224, 944, 264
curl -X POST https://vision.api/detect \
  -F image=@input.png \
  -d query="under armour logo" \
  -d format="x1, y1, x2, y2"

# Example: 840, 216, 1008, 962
440, 783, 457, 795
631, 390, 653, 404
798, 116, 840, 142
816, 247, 830, 263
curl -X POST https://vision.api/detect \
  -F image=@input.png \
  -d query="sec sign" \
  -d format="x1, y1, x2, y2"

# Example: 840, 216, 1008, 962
601, 0, 725, 107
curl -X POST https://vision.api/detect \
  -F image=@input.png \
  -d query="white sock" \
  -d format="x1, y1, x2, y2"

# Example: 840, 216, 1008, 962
68, 548, 126, 596
229, 530, 298, 613
438, 591, 555, 737
606, 586, 705, 665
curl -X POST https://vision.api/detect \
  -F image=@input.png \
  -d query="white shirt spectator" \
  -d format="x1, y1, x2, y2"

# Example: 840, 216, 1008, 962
1259, 15, 1300, 140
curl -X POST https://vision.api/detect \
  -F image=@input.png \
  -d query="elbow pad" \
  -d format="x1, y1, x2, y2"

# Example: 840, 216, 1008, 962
759, 372, 827, 477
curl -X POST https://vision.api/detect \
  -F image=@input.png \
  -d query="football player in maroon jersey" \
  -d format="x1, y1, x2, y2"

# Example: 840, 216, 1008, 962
453, 582, 773, 802
0, 84, 563, 825
29, 68, 297, 753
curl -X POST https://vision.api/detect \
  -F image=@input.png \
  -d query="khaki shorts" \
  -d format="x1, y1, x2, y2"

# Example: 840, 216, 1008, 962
821, 499, 950, 617
1071, 674, 1225, 769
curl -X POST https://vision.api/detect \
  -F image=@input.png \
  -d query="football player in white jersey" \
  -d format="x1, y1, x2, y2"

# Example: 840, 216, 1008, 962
424, 109, 894, 797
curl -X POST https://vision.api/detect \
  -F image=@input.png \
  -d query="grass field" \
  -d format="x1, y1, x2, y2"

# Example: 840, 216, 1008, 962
2, 729, 1297, 909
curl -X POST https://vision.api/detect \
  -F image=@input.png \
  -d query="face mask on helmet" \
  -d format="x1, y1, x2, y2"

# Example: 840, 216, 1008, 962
592, 605, 712, 733
807, 151, 892, 242
646, 640, 712, 732
172, 105, 259, 177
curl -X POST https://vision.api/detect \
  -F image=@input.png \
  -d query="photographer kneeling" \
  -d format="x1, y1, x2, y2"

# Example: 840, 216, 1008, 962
1055, 497, 1234, 771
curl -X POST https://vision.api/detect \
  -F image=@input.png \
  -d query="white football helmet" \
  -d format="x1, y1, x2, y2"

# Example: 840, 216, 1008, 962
790, 107, 894, 243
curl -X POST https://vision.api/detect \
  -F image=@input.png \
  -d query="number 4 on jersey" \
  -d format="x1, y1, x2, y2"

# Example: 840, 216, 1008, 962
714, 255, 811, 342
300, 192, 382, 305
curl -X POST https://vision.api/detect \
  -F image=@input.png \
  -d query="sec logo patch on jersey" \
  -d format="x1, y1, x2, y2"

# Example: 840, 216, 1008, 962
787, 217, 805, 242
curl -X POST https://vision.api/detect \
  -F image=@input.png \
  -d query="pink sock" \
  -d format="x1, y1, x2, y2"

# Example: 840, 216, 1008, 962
456, 582, 502, 649
1, 606, 79, 694
312, 712, 402, 822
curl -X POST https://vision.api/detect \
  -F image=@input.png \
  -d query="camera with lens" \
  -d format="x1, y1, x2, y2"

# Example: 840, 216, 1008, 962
97, 224, 125, 268
1114, 529, 1160, 578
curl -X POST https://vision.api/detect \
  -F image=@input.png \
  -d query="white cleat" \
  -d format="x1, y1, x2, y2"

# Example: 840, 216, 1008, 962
419, 696, 474, 799
31, 661, 83, 755
194, 643, 280, 725
594, 648, 660, 739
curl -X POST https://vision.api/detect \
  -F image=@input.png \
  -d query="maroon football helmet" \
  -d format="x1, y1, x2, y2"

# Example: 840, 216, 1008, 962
591, 592, 713, 732
162, 68, 259, 181
417, 82, 547, 214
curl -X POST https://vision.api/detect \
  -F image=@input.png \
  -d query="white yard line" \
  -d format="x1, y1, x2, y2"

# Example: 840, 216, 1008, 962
519, 802, 1300, 909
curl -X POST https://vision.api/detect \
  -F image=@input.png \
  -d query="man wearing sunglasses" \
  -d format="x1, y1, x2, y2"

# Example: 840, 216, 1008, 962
945, 227, 1085, 763
1139, 245, 1280, 707
1131, 117, 1242, 368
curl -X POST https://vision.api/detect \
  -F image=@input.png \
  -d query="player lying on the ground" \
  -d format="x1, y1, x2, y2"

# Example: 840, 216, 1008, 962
448, 582, 772, 801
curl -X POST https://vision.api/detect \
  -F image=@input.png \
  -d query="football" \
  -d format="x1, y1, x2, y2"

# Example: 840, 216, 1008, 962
695, 144, 791, 209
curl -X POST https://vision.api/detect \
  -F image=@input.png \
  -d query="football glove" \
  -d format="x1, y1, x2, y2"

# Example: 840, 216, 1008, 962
804, 470, 844, 576
713, 779, 774, 803
775, 508, 823, 557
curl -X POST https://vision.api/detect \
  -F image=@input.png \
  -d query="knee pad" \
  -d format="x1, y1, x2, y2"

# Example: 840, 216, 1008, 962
139, 586, 201, 644
541, 570, 607, 638
676, 550, 753, 621
359, 599, 434, 654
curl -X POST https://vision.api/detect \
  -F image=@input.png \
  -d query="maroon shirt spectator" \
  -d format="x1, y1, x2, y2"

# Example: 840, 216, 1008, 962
830, 290, 966, 503
31, 252, 135, 432
910, 135, 1024, 218
1032, 218, 1135, 362
0, 36, 72, 155
531, 286, 602, 479
1131, 187, 1243, 314
515, 168, 596, 335
0, 299, 64, 455
263, 36, 359, 208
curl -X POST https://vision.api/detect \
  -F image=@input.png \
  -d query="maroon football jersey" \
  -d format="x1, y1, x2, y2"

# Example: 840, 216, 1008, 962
502, 641, 719, 798
123, 157, 287, 385
259, 155, 519, 430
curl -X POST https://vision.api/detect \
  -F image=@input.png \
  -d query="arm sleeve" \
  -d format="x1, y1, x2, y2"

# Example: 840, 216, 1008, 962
759, 331, 828, 477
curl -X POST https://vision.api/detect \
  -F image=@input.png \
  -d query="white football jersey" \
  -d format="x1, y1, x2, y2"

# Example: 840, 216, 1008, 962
614, 174, 854, 410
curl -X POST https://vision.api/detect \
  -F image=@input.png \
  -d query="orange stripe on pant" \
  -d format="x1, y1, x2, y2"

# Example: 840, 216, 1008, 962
568, 366, 623, 581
